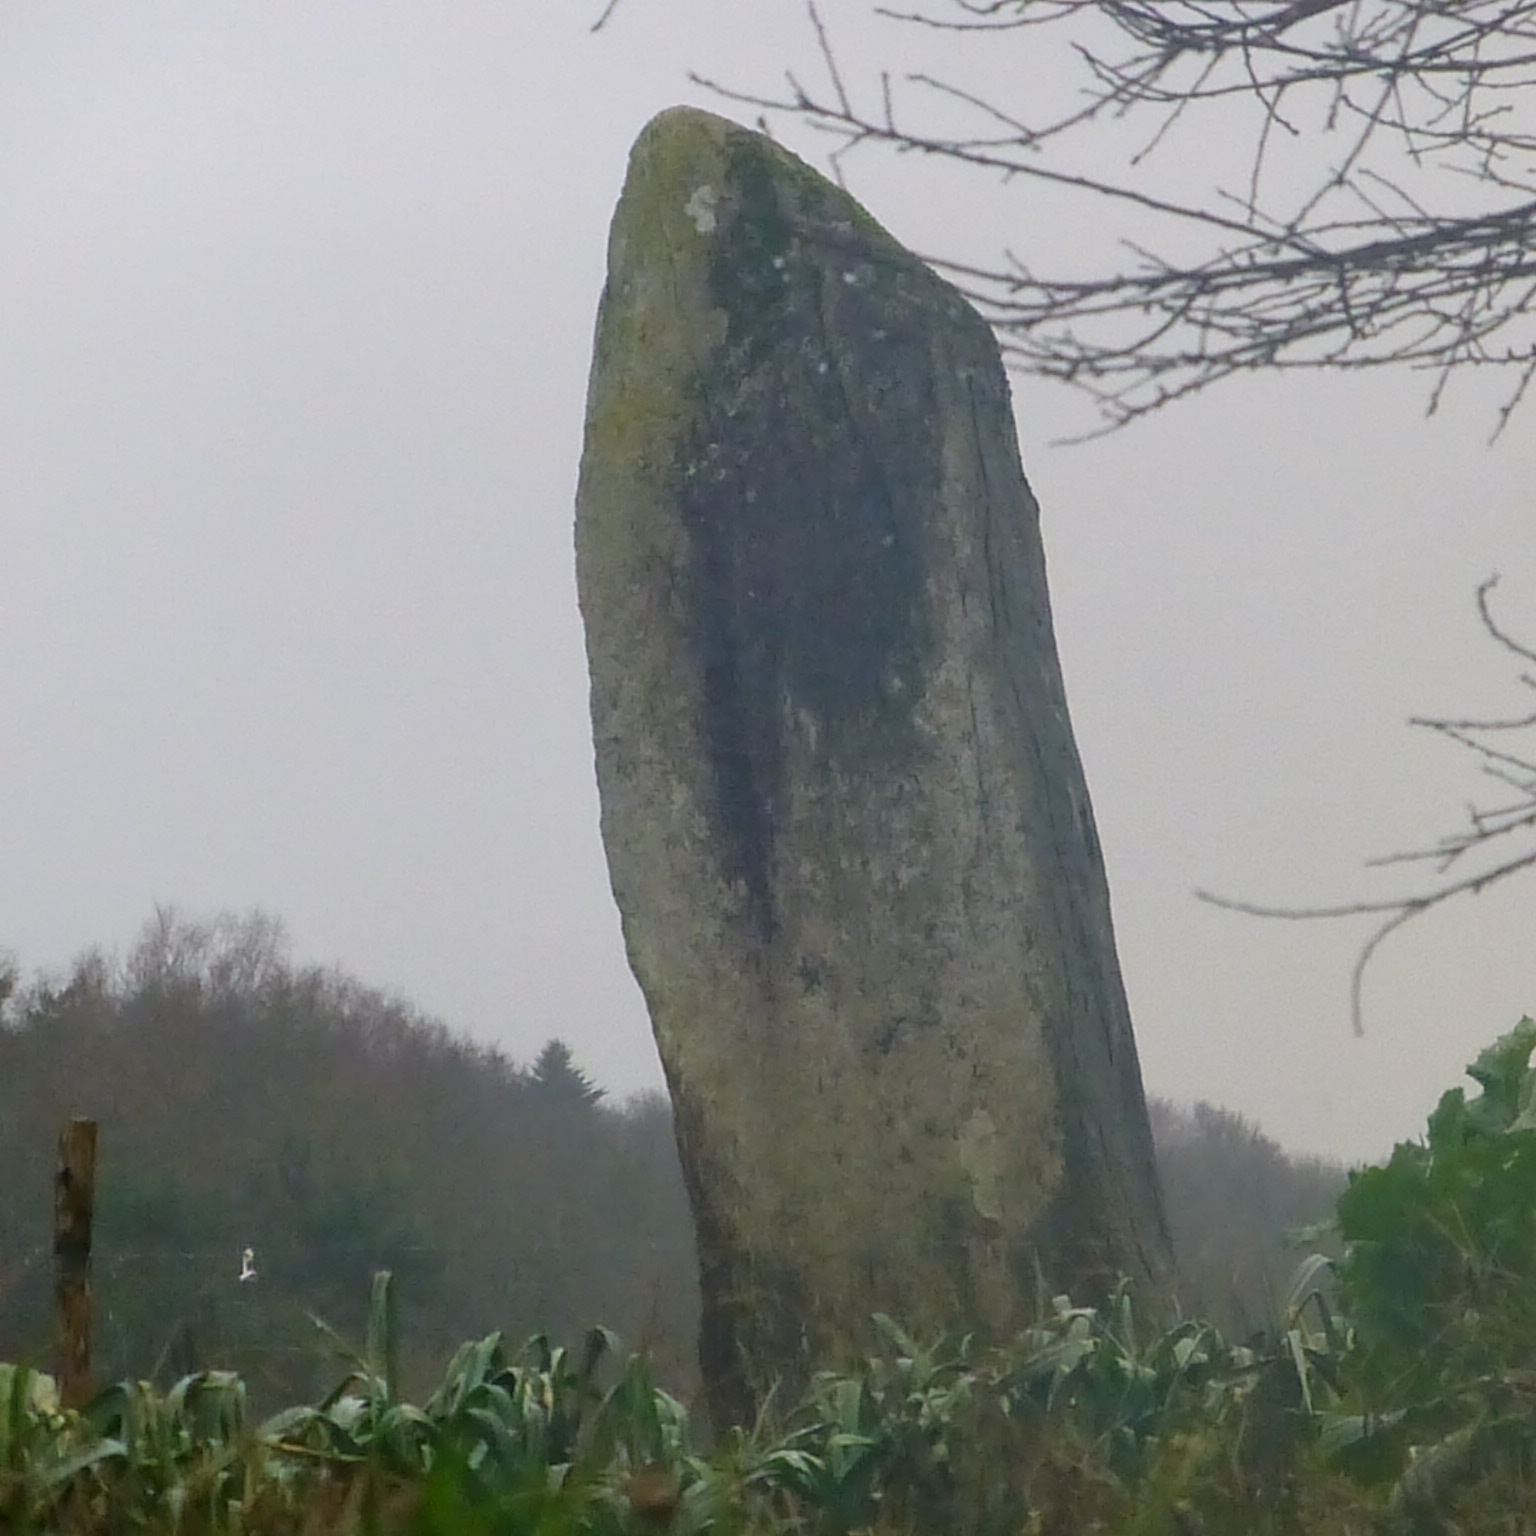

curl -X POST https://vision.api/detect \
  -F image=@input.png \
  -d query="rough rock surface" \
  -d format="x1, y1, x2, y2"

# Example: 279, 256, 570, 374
575, 106, 1172, 1427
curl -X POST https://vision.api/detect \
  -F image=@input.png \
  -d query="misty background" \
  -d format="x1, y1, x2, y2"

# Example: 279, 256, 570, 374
3, 1, 1534, 1162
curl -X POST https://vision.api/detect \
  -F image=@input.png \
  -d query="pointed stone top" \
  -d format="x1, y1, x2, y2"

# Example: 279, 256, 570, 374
611, 103, 925, 285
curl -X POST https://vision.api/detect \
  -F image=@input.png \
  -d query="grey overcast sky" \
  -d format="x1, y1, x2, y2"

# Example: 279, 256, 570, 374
3, 2, 1533, 1162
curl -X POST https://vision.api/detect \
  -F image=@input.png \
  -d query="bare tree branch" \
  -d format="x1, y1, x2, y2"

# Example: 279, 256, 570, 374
590, 0, 625, 33
1199, 578, 1536, 1035
714, 1, 1536, 431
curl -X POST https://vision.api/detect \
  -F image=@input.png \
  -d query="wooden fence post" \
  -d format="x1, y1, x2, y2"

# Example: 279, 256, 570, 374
54, 1117, 98, 1409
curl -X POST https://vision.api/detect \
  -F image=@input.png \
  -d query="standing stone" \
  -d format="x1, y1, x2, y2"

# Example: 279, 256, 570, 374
576, 106, 1171, 1428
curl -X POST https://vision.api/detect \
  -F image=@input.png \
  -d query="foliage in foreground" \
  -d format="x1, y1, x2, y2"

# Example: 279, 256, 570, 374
5, 1020, 1536, 1535
0, 1283, 1355, 1536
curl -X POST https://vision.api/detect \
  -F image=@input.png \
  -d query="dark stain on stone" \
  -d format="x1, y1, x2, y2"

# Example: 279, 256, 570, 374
795, 954, 827, 992
674, 140, 942, 945
664, 1076, 760, 1432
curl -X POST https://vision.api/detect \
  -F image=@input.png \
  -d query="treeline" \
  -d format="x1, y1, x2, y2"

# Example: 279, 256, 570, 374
1150, 1097, 1346, 1338
0, 912, 697, 1406
0, 911, 1345, 1405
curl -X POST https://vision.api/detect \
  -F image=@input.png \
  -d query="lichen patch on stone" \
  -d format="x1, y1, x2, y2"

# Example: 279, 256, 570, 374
957, 1108, 1003, 1223
685, 184, 719, 234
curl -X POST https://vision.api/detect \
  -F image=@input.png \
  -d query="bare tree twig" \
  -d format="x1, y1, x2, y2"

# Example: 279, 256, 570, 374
715, 1, 1536, 432
590, 0, 624, 33
1199, 579, 1536, 1035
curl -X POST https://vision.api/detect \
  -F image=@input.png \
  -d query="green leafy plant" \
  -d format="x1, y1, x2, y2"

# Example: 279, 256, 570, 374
1332, 1018, 1536, 1522
1338, 1019, 1536, 1396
